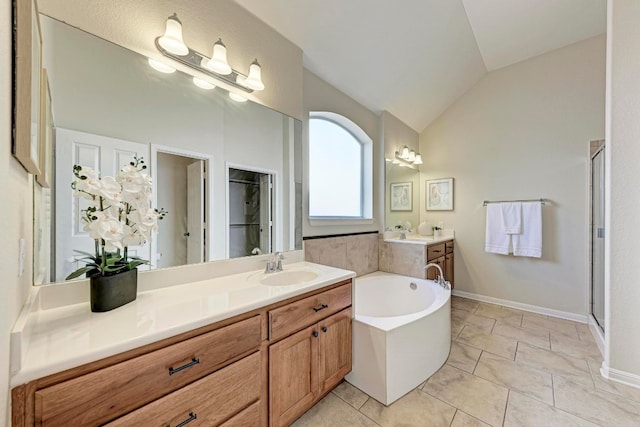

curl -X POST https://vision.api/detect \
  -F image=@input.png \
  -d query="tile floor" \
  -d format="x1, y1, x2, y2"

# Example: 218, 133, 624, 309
292, 296, 640, 427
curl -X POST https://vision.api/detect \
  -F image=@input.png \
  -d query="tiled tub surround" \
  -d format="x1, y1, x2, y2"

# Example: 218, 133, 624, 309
10, 257, 354, 385
293, 296, 640, 427
304, 233, 379, 276
378, 232, 454, 279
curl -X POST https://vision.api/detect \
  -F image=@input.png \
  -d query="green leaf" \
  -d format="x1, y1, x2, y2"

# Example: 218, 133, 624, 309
127, 260, 147, 270
65, 267, 96, 280
73, 250, 98, 259
103, 265, 127, 273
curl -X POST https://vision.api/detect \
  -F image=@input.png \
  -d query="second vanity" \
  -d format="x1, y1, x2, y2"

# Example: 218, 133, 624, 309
10, 258, 355, 427
379, 232, 455, 287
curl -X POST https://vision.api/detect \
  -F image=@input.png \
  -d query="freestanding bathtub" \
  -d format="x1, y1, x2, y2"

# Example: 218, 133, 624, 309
345, 271, 451, 405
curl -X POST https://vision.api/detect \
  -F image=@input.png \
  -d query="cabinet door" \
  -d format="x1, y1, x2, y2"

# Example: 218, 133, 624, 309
445, 253, 454, 288
426, 256, 445, 281
269, 325, 319, 427
318, 308, 352, 394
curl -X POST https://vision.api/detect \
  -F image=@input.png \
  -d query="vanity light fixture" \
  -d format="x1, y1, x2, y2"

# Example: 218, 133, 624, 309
193, 77, 216, 90
229, 92, 248, 102
158, 14, 189, 56
394, 145, 423, 167
152, 14, 265, 94
148, 58, 176, 74
206, 39, 232, 75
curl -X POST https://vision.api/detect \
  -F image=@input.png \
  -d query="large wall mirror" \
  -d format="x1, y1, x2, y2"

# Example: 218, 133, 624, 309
385, 161, 420, 231
33, 14, 303, 285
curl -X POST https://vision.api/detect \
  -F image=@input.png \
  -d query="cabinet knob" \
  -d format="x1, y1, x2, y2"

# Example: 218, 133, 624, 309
321, 326, 328, 333
313, 330, 319, 337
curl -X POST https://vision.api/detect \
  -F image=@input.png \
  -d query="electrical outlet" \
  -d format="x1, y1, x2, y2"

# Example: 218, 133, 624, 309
18, 238, 25, 277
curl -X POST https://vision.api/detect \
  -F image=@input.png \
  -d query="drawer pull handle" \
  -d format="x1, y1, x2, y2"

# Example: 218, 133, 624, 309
167, 412, 197, 427
322, 326, 328, 333
168, 358, 200, 376
313, 304, 328, 312
313, 330, 319, 337
433, 250, 442, 253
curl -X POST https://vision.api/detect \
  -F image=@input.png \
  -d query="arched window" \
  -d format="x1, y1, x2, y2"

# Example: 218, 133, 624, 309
309, 112, 372, 219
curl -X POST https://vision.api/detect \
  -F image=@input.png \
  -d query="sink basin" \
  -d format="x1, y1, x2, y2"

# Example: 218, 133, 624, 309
260, 270, 319, 286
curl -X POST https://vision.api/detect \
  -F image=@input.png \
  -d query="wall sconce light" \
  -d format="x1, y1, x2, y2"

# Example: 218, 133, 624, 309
150, 13, 265, 98
395, 145, 423, 166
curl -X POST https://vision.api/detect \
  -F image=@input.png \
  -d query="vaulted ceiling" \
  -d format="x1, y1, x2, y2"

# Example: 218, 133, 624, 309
234, 0, 606, 132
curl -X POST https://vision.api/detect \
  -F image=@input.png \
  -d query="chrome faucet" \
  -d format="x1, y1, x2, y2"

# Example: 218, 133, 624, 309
424, 263, 450, 289
265, 252, 285, 273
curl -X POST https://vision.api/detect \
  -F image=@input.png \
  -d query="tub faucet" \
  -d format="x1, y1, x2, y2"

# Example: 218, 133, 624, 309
424, 263, 450, 289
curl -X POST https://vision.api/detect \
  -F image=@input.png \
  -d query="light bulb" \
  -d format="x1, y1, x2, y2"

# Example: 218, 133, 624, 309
401, 146, 410, 159
148, 58, 176, 74
158, 14, 189, 56
229, 92, 247, 102
413, 154, 423, 165
206, 39, 232, 75
244, 59, 264, 91
193, 77, 215, 90
408, 150, 416, 162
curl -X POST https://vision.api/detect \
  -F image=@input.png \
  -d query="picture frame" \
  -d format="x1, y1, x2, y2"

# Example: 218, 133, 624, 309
390, 182, 413, 211
13, 0, 42, 175
36, 68, 53, 188
426, 178, 454, 211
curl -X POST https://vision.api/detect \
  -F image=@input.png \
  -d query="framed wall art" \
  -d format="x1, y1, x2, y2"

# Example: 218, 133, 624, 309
390, 182, 413, 211
13, 0, 42, 175
426, 178, 454, 211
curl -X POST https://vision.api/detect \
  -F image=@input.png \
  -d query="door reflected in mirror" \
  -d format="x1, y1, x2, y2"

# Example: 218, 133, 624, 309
34, 14, 302, 285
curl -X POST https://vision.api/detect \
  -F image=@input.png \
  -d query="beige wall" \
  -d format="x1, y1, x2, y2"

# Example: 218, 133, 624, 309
606, 0, 640, 380
1, 0, 34, 423
419, 35, 606, 315
39, 0, 303, 120
303, 70, 383, 236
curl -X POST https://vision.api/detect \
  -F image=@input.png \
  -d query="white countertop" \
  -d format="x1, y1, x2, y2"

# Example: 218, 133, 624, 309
10, 261, 355, 385
384, 230, 455, 246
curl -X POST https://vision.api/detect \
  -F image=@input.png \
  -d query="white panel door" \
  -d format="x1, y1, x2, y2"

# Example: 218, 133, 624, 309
186, 160, 205, 264
259, 174, 273, 254
55, 128, 150, 281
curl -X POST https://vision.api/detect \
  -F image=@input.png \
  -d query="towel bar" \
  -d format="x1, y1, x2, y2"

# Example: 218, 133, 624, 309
483, 198, 547, 206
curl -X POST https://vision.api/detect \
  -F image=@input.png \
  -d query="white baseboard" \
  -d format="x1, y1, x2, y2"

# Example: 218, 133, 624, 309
588, 315, 605, 356
451, 289, 589, 323
601, 361, 640, 390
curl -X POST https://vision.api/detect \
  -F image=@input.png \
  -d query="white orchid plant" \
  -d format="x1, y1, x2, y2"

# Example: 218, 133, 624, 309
66, 157, 166, 280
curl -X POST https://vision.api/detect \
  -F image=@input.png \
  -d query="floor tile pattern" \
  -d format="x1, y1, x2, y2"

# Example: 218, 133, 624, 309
293, 296, 640, 426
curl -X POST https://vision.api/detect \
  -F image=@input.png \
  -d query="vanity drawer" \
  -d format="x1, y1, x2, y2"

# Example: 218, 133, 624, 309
106, 351, 261, 426
445, 240, 454, 254
220, 400, 261, 427
35, 315, 262, 426
269, 282, 351, 341
427, 243, 446, 261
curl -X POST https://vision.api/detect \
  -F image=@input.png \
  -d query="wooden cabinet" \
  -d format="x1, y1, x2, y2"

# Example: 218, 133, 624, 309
269, 285, 352, 427
106, 352, 261, 426
12, 279, 353, 427
426, 239, 454, 287
34, 316, 262, 426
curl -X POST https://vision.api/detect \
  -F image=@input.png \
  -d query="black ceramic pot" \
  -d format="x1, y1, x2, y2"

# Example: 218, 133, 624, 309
90, 268, 138, 312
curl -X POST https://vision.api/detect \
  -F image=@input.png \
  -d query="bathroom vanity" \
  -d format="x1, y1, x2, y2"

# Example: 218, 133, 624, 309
10, 262, 354, 427
379, 233, 455, 287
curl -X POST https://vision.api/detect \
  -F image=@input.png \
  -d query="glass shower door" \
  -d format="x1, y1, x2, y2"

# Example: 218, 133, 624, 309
591, 148, 605, 332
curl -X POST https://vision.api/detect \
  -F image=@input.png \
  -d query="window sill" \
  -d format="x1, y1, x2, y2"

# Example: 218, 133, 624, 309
308, 217, 375, 226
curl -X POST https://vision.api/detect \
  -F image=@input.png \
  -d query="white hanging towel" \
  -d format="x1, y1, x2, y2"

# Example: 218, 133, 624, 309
485, 204, 511, 255
500, 202, 522, 234
512, 202, 542, 258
